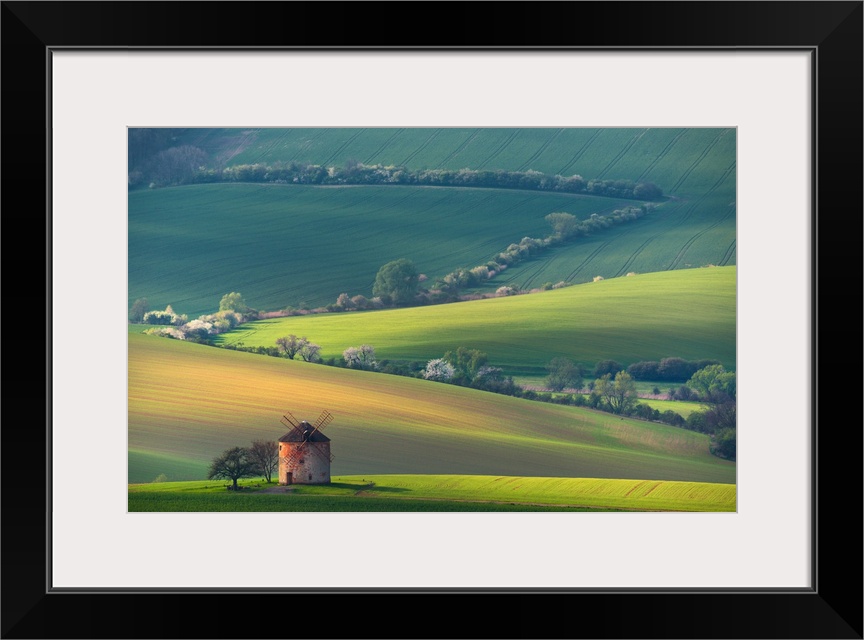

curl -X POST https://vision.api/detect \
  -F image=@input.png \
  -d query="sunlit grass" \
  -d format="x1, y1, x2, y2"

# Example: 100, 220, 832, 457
128, 475, 735, 512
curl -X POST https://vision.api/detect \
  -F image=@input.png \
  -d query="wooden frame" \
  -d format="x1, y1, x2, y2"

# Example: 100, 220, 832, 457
3, 2, 860, 637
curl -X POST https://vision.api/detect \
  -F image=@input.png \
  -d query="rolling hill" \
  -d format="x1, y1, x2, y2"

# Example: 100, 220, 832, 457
129, 127, 735, 318
128, 331, 735, 485
214, 266, 736, 378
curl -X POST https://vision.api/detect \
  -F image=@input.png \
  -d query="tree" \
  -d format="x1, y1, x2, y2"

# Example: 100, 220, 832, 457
422, 358, 455, 382
207, 446, 258, 490
627, 360, 660, 380
593, 359, 624, 378
687, 364, 736, 402
248, 439, 278, 483
545, 212, 579, 239
129, 297, 149, 323
276, 335, 306, 360
298, 341, 322, 363
595, 371, 638, 414
443, 347, 488, 380
711, 426, 737, 460
372, 258, 419, 306
545, 357, 583, 392
633, 182, 663, 200
343, 345, 378, 370
657, 357, 696, 382
703, 400, 737, 434
219, 292, 250, 313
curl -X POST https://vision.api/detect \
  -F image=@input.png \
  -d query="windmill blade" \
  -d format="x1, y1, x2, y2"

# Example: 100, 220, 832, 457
281, 413, 305, 438
281, 411, 300, 428
285, 440, 309, 466
310, 410, 333, 437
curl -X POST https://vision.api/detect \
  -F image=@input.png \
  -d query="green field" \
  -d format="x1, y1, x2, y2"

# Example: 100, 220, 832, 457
128, 128, 736, 512
128, 475, 736, 512
130, 127, 735, 318
176, 127, 735, 193
214, 266, 736, 379
128, 332, 735, 486
129, 183, 637, 317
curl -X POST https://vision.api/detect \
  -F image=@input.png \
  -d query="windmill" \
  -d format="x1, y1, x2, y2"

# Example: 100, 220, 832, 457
277, 410, 334, 485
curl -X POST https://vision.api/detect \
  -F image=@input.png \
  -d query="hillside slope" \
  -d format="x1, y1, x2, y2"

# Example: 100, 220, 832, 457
216, 266, 736, 377
128, 332, 735, 485
129, 127, 735, 317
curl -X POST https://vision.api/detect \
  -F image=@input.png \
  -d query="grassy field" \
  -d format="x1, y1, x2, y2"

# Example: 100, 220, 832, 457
176, 127, 735, 191
129, 183, 636, 317
213, 266, 736, 379
128, 332, 735, 486
128, 475, 736, 512
131, 128, 735, 318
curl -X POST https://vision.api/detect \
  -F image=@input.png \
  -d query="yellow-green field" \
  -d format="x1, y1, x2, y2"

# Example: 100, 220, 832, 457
128, 475, 735, 512
215, 266, 736, 378
129, 332, 735, 486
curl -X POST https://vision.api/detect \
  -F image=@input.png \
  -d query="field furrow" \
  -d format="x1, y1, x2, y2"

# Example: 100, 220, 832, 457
363, 127, 406, 164
637, 128, 688, 182
516, 128, 564, 171
320, 128, 367, 167
556, 128, 603, 176
595, 128, 649, 179
435, 128, 481, 168
668, 129, 730, 193
475, 129, 521, 170
399, 128, 443, 166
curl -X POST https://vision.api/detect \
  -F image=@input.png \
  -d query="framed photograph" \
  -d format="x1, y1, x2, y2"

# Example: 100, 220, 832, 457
4, 2, 860, 638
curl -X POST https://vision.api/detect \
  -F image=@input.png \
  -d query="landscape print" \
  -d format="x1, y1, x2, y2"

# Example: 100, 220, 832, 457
128, 127, 737, 512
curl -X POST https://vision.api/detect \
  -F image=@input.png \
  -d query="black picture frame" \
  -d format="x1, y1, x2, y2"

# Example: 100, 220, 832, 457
3, 2, 861, 638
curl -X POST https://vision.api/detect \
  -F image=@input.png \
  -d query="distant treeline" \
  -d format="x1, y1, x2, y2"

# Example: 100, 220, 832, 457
129, 147, 664, 201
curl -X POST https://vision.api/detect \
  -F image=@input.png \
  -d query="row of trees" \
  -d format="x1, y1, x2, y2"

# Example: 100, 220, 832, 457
319, 207, 651, 314
131, 204, 648, 337
207, 439, 279, 489
135, 156, 664, 203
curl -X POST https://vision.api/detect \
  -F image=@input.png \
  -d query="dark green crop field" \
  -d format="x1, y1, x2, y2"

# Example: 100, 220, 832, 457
130, 128, 735, 318
129, 184, 636, 317
176, 127, 734, 193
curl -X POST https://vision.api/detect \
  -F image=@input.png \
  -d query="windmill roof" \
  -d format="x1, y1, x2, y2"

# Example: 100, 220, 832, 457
278, 421, 331, 443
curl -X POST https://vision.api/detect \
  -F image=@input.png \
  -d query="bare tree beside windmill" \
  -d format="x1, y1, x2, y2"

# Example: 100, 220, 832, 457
278, 410, 334, 485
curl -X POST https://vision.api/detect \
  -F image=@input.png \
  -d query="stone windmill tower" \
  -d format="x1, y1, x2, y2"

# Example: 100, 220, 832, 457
278, 411, 334, 485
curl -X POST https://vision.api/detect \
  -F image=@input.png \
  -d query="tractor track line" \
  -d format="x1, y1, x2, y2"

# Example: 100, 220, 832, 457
400, 128, 442, 166
720, 239, 736, 266
676, 160, 736, 225
636, 129, 688, 183
595, 128, 649, 180
566, 240, 612, 281
668, 129, 730, 194
435, 128, 481, 168
614, 234, 660, 277
516, 128, 564, 172
320, 128, 367, 168
556, 129, 603, 176
476, 129, 521, 170
287, 129, 327, 163
363, 128, 406, 165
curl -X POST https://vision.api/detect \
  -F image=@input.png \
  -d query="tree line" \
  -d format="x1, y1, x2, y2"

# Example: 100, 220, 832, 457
130, 152, 664, 202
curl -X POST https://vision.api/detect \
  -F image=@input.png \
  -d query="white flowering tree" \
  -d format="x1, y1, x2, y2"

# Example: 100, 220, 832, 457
343, 344, 378, 370
423, 358, 455, 382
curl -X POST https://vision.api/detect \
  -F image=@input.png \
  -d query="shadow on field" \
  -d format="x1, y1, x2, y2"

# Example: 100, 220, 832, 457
355, 485, 410, 494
